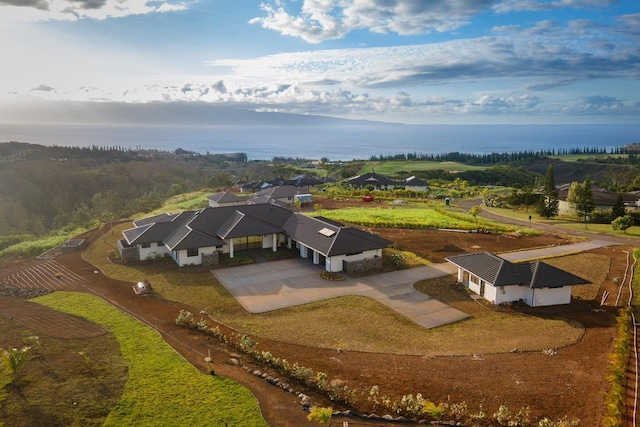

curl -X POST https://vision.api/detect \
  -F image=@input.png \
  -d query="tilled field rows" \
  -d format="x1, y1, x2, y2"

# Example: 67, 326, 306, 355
1, 260, 87, 291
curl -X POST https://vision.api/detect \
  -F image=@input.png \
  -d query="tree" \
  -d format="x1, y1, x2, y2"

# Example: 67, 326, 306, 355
611, 194, 626, 220
567, 179, 595, 224
537, 164, 559, 219
468, 205, 482, 220
612, 215, 634, 233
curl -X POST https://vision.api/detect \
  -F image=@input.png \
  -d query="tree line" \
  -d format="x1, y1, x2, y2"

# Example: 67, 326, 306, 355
369, 146, 627, 165
0, 143, 258, 236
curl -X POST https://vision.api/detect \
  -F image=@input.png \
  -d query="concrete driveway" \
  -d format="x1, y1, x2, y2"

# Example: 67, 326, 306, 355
212, 239, 617, 330
212, 258, 469, 329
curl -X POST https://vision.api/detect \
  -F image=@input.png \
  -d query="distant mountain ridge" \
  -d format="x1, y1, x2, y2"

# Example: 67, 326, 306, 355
0, 101, 397, 127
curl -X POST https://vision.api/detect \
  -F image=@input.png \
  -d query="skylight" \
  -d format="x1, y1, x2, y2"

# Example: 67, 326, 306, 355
319, 227, 336, 237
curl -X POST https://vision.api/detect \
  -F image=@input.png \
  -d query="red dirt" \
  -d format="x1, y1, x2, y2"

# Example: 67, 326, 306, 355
0, 215, 634, 426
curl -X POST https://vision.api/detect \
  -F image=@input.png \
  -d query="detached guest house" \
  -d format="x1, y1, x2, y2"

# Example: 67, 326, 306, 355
118, 203, 389, 272
446, 252, 589, 307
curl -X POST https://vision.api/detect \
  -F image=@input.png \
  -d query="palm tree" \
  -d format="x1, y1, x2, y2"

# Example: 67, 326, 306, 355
1, 347, 30, 382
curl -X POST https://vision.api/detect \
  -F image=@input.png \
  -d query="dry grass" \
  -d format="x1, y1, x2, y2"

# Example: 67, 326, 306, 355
89, 223, 586, 356
0, 317, 127, 426
413, 276, 584, 355
543, 253, 609, 300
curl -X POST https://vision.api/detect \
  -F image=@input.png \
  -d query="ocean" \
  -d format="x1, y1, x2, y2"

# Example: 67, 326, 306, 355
0, 123, 638, 161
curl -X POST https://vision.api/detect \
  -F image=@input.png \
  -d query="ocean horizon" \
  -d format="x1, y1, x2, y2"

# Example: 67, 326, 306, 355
1, 122, 639, 161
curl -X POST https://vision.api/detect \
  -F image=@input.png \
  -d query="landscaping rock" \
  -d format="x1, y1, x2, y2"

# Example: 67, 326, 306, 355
0, 284, 51, 299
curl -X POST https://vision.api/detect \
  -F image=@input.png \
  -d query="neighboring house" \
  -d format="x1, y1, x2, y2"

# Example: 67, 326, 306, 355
239, 181, 273, 193
347, 173, 401, 191
250, 185, 313, 206
237, 175, 332, 193
446, 252, 589, 307
119, 202, 389, 271
206, 191, 246, 208
556, 183, 640, 215
404, 176, 429, 192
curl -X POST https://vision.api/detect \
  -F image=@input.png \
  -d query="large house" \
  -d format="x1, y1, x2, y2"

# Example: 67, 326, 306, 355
556, 183, 640, 215
347, 172, 429, 192
249, 185, 313, 206
347, 173, 400, 191
118, 203, 389, 272
446, 252, 589, 307
206, 191, 246, 208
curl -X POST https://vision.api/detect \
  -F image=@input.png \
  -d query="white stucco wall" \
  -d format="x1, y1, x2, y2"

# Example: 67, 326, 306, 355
532, 287, 571, 307
139, 242, 169, 260
468, 275, 482, 295
173, 246, 219, 267
325, 249, 380, 272
488, 284, 532, 306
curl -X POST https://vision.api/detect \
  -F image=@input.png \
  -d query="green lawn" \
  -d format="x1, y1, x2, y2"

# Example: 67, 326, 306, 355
360, 160, 485, 175
313, 205, 534, 233
33, 292, 268, 427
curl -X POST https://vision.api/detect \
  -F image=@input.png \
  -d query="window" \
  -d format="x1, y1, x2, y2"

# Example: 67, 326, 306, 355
187, 248, 198, 257
156, 241, 164, 247
141, 242, 151, 248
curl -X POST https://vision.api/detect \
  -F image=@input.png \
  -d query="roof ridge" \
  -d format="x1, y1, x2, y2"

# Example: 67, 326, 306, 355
166, 223, 195, 250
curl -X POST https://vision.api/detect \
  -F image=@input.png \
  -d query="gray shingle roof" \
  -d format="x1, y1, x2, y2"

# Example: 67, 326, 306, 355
133, 212, 178, 227
347, 173, 400, 187
206, 191, 245, 204
217, 211, 283, 239
255, 185, 307, 199
125, 203, 388, 258
405, 176, 429, 186
166, 228, 224, 251
446, 252, 589, 289
283, 215, 390, 256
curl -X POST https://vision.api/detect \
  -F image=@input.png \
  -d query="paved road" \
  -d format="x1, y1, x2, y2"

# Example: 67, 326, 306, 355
459, 199, 640, 246
213, 237, 618, 330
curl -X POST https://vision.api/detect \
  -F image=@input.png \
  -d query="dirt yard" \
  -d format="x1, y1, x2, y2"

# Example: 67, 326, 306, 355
0, 215, 634, 426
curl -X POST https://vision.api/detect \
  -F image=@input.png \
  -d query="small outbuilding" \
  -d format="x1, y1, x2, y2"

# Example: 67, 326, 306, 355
446, 252, 590, 307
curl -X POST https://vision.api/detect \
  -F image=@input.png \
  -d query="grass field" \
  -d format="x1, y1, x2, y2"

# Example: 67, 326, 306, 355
87, 222, 587, 355
33, 292, 267, 427
313, 205, 535, 234
360, 160, 486, 175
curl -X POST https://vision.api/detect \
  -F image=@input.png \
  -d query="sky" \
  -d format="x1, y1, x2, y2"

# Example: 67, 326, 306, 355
0, 0, 639, 124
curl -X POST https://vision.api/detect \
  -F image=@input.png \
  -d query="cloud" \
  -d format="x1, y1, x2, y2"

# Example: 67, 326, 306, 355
0, 0, 49, 10
250, 0, 497, 43
211, 20, 640, 91
250, 0, 621, 43
493, 0, 615, 13
30, 84, 56, 92
566, 95, 640, 114
0, 0, 188, 21
70, 0, 107, 11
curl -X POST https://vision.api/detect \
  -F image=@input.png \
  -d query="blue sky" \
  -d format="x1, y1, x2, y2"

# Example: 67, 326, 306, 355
0, 0, 638, 124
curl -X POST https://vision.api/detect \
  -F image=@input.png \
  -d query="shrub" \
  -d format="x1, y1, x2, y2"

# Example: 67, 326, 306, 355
422, 400, 445, 420
175, 309, 195, 327
603, 307, 632, 427
196, 318, 209, 331
307, 406, 333, 423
